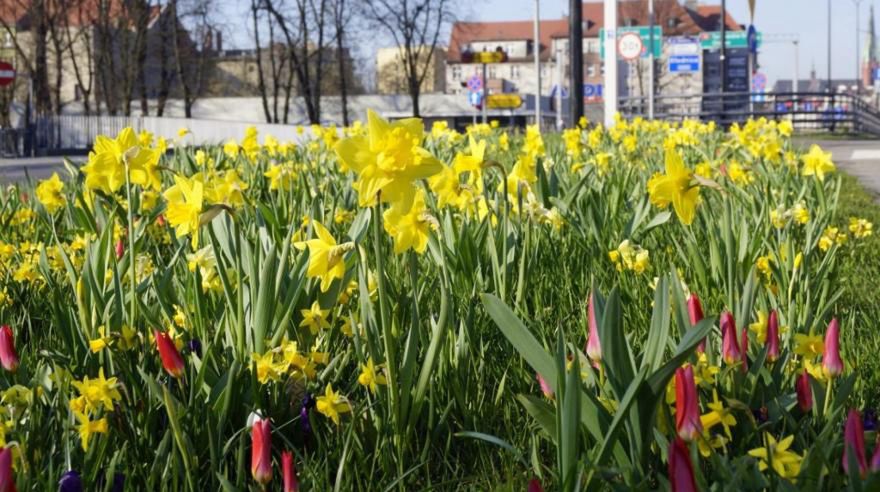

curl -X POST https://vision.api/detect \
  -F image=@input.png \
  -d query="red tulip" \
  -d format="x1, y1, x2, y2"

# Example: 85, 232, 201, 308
720, 312, 741, 366
527, 478, 544, 492
585, 292, 601, 364
536, 373, 554, 399
675, 365, 702, 442
0, 447, 15, 492
251, 416, 272, 485
668, 437, 698, 492
0, 326, 19, 373
795, 370, 813, 412
871, 435, 880, 472
766, 310, 780, 362
686, 293, 706, 353
823, 318, 844, 378
282, 450, 299, 492
154, 330, 185, 378
115, 239, 125, 259
843, 409, 868, 476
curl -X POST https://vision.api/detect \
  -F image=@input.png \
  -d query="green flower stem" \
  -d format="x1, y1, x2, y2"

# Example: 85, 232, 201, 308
372, 202, 399, 440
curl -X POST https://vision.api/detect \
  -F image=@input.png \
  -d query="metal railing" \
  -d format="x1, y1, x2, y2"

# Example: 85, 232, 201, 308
618, 92, 880, 136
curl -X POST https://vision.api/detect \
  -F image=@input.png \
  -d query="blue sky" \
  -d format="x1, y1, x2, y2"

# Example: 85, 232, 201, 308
221, 1, 871, 86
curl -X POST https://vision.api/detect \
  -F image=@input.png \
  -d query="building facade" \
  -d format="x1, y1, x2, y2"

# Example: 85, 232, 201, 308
376, 46, 447, 95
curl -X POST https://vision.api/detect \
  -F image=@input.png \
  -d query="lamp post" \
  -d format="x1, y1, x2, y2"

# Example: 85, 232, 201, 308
603, 0, 617, 126
534, 0, 541, 127
853, 0, 864, 94
570, 0, 584, 126
827, 0, 832, 93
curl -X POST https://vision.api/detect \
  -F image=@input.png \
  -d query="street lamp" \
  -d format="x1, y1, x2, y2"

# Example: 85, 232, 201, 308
853, 0, 865, 94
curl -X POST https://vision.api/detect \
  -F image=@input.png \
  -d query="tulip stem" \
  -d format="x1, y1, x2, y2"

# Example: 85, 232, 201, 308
123, 161, 137, 332
823, 378, 833, 420
372, 201, 399, 447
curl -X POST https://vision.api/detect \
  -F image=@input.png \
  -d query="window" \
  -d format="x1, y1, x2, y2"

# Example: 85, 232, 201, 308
510, 65, 520, 79
489, 66, 498, 79
452, 65, 462, 80
667, 17, 679, 28
587, 65, 596, 77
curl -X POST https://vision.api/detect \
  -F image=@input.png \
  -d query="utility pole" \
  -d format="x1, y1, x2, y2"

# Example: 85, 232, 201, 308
534, 0, 541, 127
603, 0, 617, 126
570, 0, 584, 125
828, 0, 832, 92
556, 48, 564, 129
648, 0, 655, 119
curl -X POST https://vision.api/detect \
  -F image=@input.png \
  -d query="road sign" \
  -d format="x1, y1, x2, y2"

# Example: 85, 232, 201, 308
0, 62, 15, 87
468, 90, 482, 108
618, 32, 643, 61
669, 55, 700, 73
486, 94, 523, 109
668, 36, 700, 55
599, 26, 662, 59
466, 74, 483, 92
583, 83, 603, 101
550, 84, 570, 99
752, 72, 767, 91
469, 51, 507, 64
700, 31, 762, 50
747, 25, 758, 54
873, 67, 880, 81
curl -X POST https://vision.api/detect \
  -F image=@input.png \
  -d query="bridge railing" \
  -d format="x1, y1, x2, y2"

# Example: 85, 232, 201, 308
618, 92, 880, 136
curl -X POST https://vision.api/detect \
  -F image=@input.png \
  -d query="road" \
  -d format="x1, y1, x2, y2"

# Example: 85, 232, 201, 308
0, 156, 84, 183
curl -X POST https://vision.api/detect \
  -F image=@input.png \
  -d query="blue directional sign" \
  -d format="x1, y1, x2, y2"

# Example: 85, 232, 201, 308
747, 25, 758, 55
583, 83, 603, 100
669, 55, 700, 73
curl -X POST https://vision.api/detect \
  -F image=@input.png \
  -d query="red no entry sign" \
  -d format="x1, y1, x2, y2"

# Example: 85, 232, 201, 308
0, 62, 15, 87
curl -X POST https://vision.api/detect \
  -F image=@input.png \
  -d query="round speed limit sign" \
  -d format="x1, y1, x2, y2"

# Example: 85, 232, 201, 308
617, 32, 643, 61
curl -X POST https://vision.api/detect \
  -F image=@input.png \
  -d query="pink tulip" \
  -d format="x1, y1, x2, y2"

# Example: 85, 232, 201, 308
795, 370, 813, 412
251, 416, 272, 484
0, 447, 14, 492
766, 310, 780, 362
823, 318, 844, 378
675, 365, 702, 442
115, 239, 125, 259
536, 373, 554, 399
843, 409, 868, 476
154, 330, 185, 378
585, 292, 601, 364
0, 326, 19, 373
282, 450, 299, 492
720, 312, 741, 366
871, 435, 880, 472
527, 478, 544, 492
668, 437, 698, 492
686, 293, 706, 353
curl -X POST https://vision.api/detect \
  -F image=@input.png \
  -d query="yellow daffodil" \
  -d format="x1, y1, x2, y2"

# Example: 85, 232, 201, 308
793, 334, 824, 359
382, 190, 436, 254
647, 148, 700, 225
299, 301, 330, 335
88, 326, 112, 353
71, 369, 122, 413
334, 109, 442, 210
747, 433, 803, 480
35, 173, 66, 213
801, 144, 835, 181
163, 174, 205, 248
316, 384, 351, 425
357, 358, 387, 394
74, 411, 108, 451
700, 389, 736, 438
294, 221, 353, 292
849, 217, 873, 238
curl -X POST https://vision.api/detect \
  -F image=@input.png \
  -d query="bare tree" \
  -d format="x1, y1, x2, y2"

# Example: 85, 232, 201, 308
169, 0, 216, 118
331, 0, 353, 126
63, 0, 99, 115
361, 0, 454, 117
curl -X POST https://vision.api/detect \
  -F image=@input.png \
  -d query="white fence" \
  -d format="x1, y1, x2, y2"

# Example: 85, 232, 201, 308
35, 115, 319, 150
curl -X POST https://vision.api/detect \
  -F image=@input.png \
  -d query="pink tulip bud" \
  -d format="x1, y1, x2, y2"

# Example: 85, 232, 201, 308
766, 310, 780, 362
282, 450, 299, 492
0, 326, 19, 373
154, 330, 185, 378
527, 478, 544, 492
675, 365, 702, 442
536, 373, 554, 399
796, 370, 813, 412
115, 239, 125, 259
251, 417, 272, 485
843, 409, 868, 477
585, 292, 601, 364
720, 312, 741, 366
0, 447, 14, 492
823, 318, 844, 378
871, 435, 880, 472
668, 437, 698, 492
686, 293, 706, 353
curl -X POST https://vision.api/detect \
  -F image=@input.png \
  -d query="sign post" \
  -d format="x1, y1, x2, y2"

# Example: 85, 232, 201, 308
0, 62, 15, 87
604, 0, 617, 127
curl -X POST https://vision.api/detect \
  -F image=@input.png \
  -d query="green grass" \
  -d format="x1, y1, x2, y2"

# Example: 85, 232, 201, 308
834, 172, 880, 408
